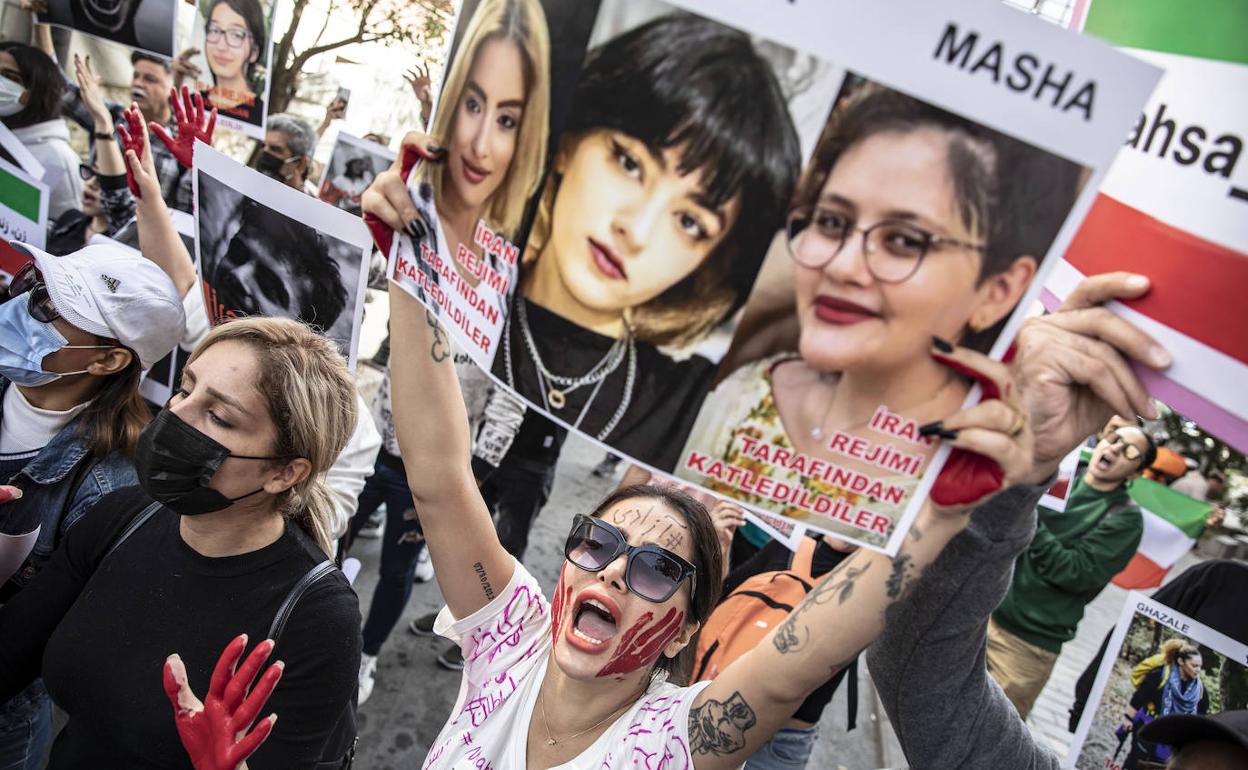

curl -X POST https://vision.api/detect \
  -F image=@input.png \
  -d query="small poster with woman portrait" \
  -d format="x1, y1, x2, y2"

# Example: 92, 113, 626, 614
388, 0, 601, 364
192, 142, 373, 367
1067, 593, 1248, 770
186, 0, 275, 138
37, 0, 179, 59
318, 132, 396, 217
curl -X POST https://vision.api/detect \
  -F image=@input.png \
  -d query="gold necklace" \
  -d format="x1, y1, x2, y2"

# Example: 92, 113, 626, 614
536, 686, 638, 747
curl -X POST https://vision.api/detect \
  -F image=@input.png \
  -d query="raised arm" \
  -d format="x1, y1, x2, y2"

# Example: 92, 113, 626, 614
867, 272, 1171, 770
687, 344, 1036, 769
118, 105, 197, 297
364, 135, 513, 619
386, 289, 514, 618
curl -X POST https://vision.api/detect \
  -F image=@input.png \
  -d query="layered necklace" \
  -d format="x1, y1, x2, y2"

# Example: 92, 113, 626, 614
82, 0, 131, 33
504, 300, 637, 442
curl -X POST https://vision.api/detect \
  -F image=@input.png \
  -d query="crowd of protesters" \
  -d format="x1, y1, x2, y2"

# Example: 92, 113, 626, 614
0, 4, 1244, 770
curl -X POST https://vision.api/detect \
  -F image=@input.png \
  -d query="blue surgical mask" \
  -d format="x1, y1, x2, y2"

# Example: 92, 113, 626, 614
0, 296, 109, 387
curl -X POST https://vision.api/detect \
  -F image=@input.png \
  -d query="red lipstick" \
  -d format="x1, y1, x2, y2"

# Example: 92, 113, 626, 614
813, 295, 879, 325
589, 238, 627, 280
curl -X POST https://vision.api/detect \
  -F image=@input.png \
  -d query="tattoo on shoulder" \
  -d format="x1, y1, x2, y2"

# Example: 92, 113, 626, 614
472, 561, 494, 600
425, 310, 450, 363
688, 691, 757, 757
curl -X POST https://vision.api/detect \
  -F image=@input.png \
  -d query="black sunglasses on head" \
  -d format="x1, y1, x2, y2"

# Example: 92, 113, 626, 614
564, 514, 697, 605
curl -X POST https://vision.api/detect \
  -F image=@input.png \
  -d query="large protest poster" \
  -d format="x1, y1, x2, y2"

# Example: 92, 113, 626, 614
0, 158, 49, 253
1067, 594, 1248, 770
192, 142, 372, 367
37, 0, 179, 59
185, 0, 276, 138
318, 132, 396, 217
1044, 0, 1248, 453
389, 0, 1160, 554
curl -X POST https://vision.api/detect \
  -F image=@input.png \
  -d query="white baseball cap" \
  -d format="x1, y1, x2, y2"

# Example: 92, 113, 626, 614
10, 241, 185, 370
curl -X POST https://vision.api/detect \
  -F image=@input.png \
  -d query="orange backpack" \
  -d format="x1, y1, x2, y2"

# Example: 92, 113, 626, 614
695, 537, 819, 681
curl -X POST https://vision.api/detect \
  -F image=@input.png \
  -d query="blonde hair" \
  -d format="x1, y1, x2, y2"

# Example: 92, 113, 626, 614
188, 318, 358, 555
425, 0, 550, 237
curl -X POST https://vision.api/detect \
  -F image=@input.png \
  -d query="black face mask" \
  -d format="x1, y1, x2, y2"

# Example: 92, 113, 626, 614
135, 407, 283, 516
255, 151, 295, 181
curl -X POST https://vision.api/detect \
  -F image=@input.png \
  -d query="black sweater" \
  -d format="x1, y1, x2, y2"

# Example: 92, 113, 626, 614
0, 486, 361, 768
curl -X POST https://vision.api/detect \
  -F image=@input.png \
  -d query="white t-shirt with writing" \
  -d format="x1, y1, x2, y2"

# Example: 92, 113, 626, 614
424, 559, 712, 770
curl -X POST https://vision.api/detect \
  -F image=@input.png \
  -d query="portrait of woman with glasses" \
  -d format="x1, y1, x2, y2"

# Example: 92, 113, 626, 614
197, 0, 267, 124
677, 81, 1084, 546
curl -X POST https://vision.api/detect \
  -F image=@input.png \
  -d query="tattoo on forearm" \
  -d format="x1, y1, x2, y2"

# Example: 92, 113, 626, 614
472, 561, 494, 600
425, 310, 450, 363
908, 521, 922, 541
885, 553, 914, 602
688, 691, 757, 756
772, 614, 806, 654
773, 557, 870, 656
811, 559, 871, 607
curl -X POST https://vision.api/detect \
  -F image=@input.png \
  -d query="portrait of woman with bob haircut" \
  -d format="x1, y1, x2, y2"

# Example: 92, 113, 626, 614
494, 11, 801, 471
678, 82, 1084, 546
403, 0, 551, 339
198, 0, 267, 123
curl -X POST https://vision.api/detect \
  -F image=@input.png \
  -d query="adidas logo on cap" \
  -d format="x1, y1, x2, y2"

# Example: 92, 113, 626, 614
100, 274, 120, 293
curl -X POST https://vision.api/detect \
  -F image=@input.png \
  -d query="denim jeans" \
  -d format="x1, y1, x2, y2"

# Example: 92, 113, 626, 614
0, 695, 51, 770
349, 455, 423, 657
743, 725, 818, 770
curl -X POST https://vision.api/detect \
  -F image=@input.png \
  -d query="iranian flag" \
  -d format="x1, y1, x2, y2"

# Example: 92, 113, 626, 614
1045, 0, 1248, 453
1113, 478, 1211, 589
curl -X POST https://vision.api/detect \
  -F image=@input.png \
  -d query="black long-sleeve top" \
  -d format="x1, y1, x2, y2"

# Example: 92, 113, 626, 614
0, 486, 361, 768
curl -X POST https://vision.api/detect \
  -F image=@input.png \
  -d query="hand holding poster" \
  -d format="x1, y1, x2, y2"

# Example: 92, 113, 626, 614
1048, 0, 1248, 453
192, 141, 372, 367
186, 0, 275, 137
1067, 593, 1248, 770
37, 0, 179, 59
387, 0, 1160, 554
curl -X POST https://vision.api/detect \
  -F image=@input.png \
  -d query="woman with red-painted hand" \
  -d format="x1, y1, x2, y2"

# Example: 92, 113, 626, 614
359, 232, 1032, 767
0, 317, 362, 768
678, 83, 1083, 549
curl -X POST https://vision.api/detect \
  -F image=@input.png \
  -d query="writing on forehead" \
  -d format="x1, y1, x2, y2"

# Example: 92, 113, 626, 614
609, 503, 688, 551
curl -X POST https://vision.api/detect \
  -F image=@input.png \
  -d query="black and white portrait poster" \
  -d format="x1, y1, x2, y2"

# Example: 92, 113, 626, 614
1067, 593, 1248, 770
38, 0, 179, 59
186, 0, 276, 138
192, 141, 372, 368
318, 132, 396, 216
391, 0, 1160, 555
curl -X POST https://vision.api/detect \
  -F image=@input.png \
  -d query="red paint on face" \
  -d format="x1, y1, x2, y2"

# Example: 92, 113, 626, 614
595, 607, 685, 678
550, 565, 572, 650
